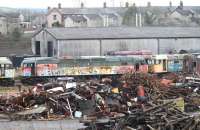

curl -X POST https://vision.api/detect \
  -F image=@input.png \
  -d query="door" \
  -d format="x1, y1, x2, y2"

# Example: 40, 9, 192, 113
31, 63, 36, 76
35, 41, 41, 56
47, 41, 53, 57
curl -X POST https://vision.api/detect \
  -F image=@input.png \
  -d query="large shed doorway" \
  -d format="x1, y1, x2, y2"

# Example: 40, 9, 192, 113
47, 41, 53, 57
35, 41, 41, 56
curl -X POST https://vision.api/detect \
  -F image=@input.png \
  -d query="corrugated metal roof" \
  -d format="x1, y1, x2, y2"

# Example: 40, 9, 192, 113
0, 57, 12, 64
43, 27, 200, 40
22, 57, 59, 64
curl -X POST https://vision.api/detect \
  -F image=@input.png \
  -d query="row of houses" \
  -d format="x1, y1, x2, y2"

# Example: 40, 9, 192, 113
46, 1, 200, 28
47, 3, 124, 28
1, 1, 200, 35
157, 2, 199, 26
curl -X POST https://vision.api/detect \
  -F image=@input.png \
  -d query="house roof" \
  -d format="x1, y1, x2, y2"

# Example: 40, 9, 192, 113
172, 7, 194, 16
66, 15, 87, 22
0, 13, 20, 23
57, 7, 128, 15
84, 14, 102, 20
101, 13, 118, 19
35, 27, 200, 40
1, 13, 20, 18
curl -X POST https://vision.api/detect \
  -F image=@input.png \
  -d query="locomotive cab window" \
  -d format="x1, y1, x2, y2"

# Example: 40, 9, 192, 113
121, 62, 128, 65
147, 59, 153, 65
24, 63, 34, 67
136, 63, 139, 71
174, 60, 179, 64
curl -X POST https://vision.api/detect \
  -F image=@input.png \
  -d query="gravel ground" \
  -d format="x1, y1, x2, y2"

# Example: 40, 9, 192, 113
0, 120, 86, 130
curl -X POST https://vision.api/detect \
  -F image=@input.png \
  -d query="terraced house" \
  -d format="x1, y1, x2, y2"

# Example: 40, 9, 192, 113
46, 2, 127, 28
46, 1, 200, 28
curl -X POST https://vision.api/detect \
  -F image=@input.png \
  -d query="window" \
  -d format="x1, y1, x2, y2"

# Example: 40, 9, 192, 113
53, 15, 57, 20
136, 63, 139, 71
174, 60, 179, 64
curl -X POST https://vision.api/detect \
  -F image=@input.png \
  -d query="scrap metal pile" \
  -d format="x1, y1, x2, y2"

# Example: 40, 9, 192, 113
0, 73, 200, 130
79, 73, 200, 130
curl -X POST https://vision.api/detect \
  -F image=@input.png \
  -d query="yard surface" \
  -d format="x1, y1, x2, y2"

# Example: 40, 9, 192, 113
0, 87, 86, 130
0, 120, 85, 130
0, 86, 31, 96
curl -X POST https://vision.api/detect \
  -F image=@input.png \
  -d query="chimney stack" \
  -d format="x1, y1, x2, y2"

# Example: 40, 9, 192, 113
81, 2, 84, 8
136, 13, 138, 27
125, 2, 129, 8
58, 3, 61, 9
139, 13, 142, 27
47, 6, 51, 11
169, 1, 172, 7
103, 2, 107, 8
147, 2, 151, 7
180, 1, 183, 9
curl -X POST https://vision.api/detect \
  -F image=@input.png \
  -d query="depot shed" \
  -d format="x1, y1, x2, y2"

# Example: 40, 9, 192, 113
32, 27, 200, 57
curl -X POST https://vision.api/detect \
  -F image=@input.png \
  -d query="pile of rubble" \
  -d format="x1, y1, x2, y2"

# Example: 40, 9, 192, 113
0, 73, 200, 130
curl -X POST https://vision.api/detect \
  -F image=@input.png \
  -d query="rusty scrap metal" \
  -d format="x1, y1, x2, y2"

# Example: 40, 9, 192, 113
0, 73, 199, 130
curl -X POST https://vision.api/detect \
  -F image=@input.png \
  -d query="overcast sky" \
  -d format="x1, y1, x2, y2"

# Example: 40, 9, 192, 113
0, 0, 200, 8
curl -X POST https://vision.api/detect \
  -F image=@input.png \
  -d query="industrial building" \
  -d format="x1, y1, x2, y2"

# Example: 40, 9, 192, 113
32, 27, 200, 57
